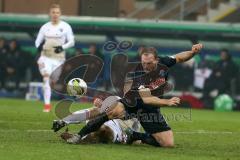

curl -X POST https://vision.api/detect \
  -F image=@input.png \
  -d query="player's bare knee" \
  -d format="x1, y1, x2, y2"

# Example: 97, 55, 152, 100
161, 139, 174, 148
153, 136, 174, 147
153, 131, 174, 148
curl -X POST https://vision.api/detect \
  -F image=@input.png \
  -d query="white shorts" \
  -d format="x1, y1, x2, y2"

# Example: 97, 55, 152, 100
37, 56, 64, 77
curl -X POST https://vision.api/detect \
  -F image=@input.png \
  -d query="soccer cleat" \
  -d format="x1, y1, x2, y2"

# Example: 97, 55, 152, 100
66, 134, 81, 144
52, 120, 66, 132
43, 104, 51, 112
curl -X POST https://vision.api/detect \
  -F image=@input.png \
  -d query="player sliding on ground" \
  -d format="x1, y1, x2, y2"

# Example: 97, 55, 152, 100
53, 96, 141, 144
35, 4, 75, 112
52, 96, 123, 132
60, 118, 141, 144
53, 44, 203, 147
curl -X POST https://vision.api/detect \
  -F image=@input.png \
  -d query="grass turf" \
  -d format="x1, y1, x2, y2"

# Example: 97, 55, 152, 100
0, 98, 239, 160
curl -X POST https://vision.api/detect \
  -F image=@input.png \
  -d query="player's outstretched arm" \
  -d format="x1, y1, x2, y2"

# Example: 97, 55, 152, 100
174, 43, 203, 63
142, 96, 180, 107
139, 88, 180, 107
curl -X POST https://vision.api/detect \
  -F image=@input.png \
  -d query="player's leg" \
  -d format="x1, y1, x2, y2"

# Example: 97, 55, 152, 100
52, 96, 121, 132
127, 129, 174, 147
128, 106, 173, 147
152, 130, 174, 147
61, 124, 114, 144
78, 102, 125, 136
52, 107, 100, 132
37, 56, 52, 112
126, 131, 160, 146
42, 75, 51, 112
127, 129, 173, 147
67, 102, 126, 144
63, 108, 99, 124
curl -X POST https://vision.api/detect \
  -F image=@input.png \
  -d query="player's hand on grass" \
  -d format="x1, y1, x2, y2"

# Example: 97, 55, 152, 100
192, 43, 203, 54
93, 98, 103, 108
53, 46, 64, 53
167, 97, 180, 106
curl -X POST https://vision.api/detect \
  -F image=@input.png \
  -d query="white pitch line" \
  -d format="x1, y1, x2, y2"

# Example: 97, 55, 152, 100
176, 131, 233, 134
0, 129, 52, 132
0, 129, 236, 134
27, 129, 52, 132
0, 120, 47, 125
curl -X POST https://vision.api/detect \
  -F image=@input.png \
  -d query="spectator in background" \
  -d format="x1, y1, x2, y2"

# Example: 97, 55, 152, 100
194, 57, 212, 92
203, 49, 238, 107
87, 44, 104, 91
0, 38, 8, 90
171, 58, 194, 91
66, 48, 85, 59
5, 40, 30, 90
119, 10, 127, 18
75, 48, 85, 56
89, 44, 103, 60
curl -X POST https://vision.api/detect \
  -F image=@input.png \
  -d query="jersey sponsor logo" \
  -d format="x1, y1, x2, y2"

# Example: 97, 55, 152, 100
149, 78, 165, 89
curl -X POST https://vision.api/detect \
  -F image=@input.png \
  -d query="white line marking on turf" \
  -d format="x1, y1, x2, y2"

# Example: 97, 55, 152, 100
0, 120, 47, 125
0, 129, 52, 132
176, 131, 233, 134
0, 129, 235, 134
27, 129, 52, 132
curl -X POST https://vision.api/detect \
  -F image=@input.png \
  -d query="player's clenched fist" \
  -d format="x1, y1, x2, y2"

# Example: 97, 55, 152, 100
167, 97, 180, 106
192, 43, 203, 54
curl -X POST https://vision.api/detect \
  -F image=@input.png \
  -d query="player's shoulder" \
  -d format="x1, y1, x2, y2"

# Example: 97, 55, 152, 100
40, 22, 51, 29
160, 55, 175, 61
159, 55, 176, 67
42, 22, 52, 27
60, 20, 72, 28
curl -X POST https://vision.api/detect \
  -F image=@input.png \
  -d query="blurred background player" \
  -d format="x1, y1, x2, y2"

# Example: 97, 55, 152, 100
35, 4, 75, 112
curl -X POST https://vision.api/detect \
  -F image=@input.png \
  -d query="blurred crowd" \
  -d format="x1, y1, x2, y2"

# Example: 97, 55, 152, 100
0, 37, 239, 107
0, 38, 38, 92
171, 49, 239, 107
0, 38, 110, 93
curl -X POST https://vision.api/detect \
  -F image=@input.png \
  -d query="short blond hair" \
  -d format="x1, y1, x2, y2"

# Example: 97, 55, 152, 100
50, 4, 61, 10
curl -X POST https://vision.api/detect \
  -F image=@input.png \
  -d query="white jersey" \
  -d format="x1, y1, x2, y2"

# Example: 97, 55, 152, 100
35, 20, 74, 59
104, 119, 126, 143
104, 119, 141, 143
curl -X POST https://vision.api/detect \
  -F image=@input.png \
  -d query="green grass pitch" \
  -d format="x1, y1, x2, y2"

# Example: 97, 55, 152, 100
0, 98, 239, 160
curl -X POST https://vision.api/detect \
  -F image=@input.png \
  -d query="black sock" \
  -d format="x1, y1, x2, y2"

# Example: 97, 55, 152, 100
132, 131, 160, 147
78, 112, 109, 137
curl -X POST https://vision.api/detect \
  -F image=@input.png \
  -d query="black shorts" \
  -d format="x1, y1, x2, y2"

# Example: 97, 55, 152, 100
120, 98, 171, 134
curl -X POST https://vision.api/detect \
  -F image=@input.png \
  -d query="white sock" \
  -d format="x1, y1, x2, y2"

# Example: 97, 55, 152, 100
63, 109, 92, 124
43, 77, 51, 105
